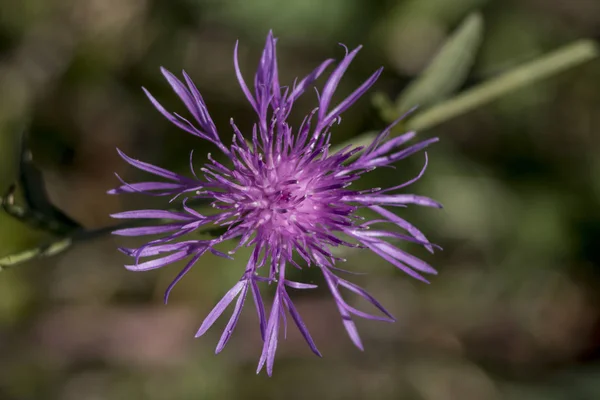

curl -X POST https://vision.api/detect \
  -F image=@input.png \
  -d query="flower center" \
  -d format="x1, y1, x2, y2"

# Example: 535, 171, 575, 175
264, 182, 305, 213
245, 175, 318, 235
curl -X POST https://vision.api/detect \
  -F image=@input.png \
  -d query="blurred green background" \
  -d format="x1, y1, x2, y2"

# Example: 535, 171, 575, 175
1, 0, 600, 399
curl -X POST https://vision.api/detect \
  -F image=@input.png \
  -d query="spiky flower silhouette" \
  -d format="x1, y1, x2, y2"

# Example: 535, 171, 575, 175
109, 32, 441, 376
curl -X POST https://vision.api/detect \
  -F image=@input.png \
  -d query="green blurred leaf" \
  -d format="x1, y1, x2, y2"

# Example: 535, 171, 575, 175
372, 92, 399, 123
365, 38, 598, 146
345, 39, 598, 156
0, 238, 72, 271
395, 12, 484, 114
407, 39, 599, 131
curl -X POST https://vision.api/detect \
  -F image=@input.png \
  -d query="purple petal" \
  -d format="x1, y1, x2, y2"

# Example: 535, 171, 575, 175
234, 41, 258, 112
284, 280, 318, 290
336, 279, 395, 321
322, 268, 364, 350
343, 303, 395, 322
216, 283, 249, 353
108, 181, 186, 195
318, 45, 362, 124
120, 242, 192, 258
196, 280, 246, 338
369, 240, 437, 274
370, 205, 434, 253
116, 148, 191, 182
368, 138, 439, 167
347, 194, 442, 208
349, 228, 441, 249
124, 250, 189, 271
257, 291, 281, 375
280, 301, 288, 340
164, 252, 204, 304
111, 210, 195, 221
366, 131, 417, 160
112, 224, 182, 236
142, 88, 210, 139
362, 107, 418, 157
160, 67, 201, 124
255, 31, 277, 102
322, 67, 382, 127
288, 58, 335, 104
281, 290, 322, 357
251, 279, 267, 341
360, 240, 430, 283
378, 152, 429, 193
182, 70, 221, 143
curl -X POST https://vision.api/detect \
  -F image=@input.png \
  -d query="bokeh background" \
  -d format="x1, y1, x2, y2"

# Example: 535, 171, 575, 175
1, 0, 600, 399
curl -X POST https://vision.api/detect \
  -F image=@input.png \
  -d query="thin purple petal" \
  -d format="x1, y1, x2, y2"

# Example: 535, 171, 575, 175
196, 280, 246, 338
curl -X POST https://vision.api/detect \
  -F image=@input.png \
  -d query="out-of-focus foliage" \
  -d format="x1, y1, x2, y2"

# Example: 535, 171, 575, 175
395, 12, 484, 115
1, 0, 600, 399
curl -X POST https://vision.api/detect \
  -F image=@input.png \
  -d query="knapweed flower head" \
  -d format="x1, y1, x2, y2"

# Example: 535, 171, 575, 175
110, 31, 441, 376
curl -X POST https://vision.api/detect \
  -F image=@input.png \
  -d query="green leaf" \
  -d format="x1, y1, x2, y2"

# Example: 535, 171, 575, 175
395, 12, 484, 115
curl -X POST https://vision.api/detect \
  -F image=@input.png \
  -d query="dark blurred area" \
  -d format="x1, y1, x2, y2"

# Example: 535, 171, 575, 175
1, 0, 600, 399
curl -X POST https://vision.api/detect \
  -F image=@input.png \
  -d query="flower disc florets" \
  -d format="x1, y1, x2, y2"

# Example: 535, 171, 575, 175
109, 31, 442, 376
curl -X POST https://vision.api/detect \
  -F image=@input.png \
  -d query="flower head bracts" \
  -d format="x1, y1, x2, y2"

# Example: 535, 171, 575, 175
110, 31, 441, 376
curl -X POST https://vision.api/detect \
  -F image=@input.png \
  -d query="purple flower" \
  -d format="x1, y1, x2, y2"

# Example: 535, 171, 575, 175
109, 31, 441, 376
